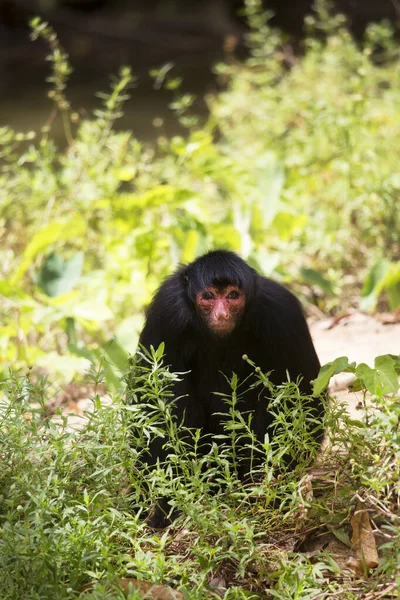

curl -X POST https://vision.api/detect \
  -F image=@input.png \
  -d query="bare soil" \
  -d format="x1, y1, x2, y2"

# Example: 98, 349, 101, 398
311, 312, 400, 368
310, 312, 400, 417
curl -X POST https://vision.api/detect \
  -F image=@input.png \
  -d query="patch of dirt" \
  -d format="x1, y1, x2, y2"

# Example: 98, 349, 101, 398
311, 312, 400, 367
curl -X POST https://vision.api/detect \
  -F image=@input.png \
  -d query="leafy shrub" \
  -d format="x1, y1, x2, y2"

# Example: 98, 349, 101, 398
212, 0, 400, 307
1, 351, 399, 598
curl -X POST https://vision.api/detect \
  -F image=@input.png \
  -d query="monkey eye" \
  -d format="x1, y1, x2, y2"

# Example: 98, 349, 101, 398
201, 291, 215, 300
226, 290, 240, 300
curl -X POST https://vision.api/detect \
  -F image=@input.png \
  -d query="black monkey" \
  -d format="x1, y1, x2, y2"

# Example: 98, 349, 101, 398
137, 250, 323, 526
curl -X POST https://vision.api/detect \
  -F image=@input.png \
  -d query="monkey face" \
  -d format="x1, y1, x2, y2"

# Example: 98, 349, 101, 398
195, 285, 246, 336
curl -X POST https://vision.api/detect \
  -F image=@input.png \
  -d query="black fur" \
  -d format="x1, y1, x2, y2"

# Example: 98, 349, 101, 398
137, 250, 322, 527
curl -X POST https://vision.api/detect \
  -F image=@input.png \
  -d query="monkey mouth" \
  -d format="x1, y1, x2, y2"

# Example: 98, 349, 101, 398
209, 323, 235, 336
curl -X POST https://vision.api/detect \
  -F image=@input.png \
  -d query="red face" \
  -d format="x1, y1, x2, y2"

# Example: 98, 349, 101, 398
195, 285, 246, 337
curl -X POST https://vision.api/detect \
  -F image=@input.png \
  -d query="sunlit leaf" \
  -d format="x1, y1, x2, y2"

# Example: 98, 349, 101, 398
117, 166, 136, 181
313, 356, 352, 394
208, 224, 242, 249
383, 262, 400, 310
356, 355, 399, 396
102, 337, 128, 371
181, 230, 202, 263
272, 212, 307, 241
11, 219, 86, 284
115, 186, 193, 211
257, 153, 284, 226
360, 258, 391, 312
71, 301, 114, 322
115, 315, 143, 353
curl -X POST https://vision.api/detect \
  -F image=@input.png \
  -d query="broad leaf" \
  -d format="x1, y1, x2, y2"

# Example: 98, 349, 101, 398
36, 251, 84, 297
300, 267, 335, 295
356, 355, 399, 396
313, 356, 352, 394
12, 219, 86, 284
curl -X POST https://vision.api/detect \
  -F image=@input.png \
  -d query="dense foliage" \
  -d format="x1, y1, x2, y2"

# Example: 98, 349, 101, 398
1, 2, 400, 381
1, 352, 399, 598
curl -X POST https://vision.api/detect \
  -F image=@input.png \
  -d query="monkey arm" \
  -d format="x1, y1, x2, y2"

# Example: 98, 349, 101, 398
249, 277, 321, 395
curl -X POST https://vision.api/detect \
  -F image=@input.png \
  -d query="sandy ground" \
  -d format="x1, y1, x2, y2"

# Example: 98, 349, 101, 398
311, 313, 400, 367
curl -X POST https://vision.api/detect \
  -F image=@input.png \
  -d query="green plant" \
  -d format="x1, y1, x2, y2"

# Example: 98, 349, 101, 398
1, 347, 400, 598
212, 0, 400, 308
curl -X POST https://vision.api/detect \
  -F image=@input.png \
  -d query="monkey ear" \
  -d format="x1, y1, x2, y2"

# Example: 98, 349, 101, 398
183, 272, 189, 283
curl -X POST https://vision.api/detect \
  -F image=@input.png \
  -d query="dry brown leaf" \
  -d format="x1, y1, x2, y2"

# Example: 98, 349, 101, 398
375, 309, 400, 325
295, 475, 314, 524
324, 313, 353, 330
80, 578, 186, 599
208, 576, 227, 597
347, 502, 379, 575
363, 582, 398, 599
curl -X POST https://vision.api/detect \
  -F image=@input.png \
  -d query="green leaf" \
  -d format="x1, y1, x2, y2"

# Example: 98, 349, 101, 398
102, 337, 128, 371
360, 258, 391, 312
384, 262, 400, 310
356, 364, 377, 395
209, 224, 242, 249
271, 212, 307, 241
36, 251, 84, 297
154, 342, 165, 361
0, 280, 30, 300
11, 219, 86, 284
356, 355, 399, 396
116, 186, 193, 210
115, 315, 143, 353
387, 282, 400, 310
300, 267, 335, 295
331, 527, 352, 547
65, 316, 77, 345
71, 301, 114, 322
67, 342, 95, 363
257, 154, 284, 226
374, 355, 399, 394
181, 230, 202, 264
313, 356, 352, 394
250, 250, 281, 276
360, 261, 400, 311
